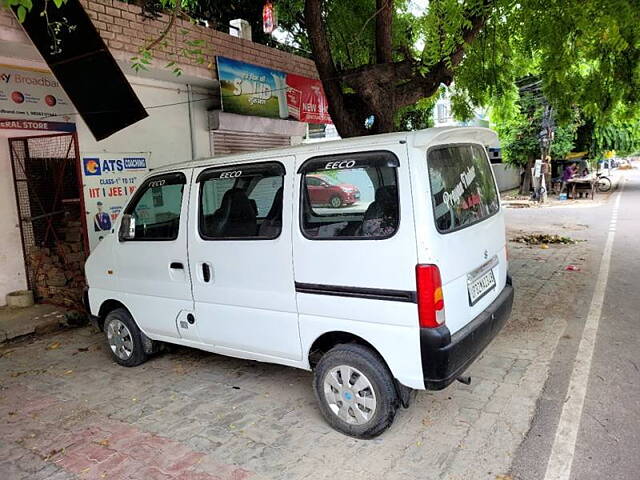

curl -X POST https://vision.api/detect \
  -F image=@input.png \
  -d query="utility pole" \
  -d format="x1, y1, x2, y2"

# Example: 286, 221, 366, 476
537, 105, 555, 203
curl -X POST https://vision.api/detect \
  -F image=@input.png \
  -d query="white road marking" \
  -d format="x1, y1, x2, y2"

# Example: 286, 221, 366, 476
544, 184, 624, 480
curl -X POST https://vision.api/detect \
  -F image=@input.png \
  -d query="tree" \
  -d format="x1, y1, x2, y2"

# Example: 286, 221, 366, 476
6, 0, 640, 140
276, 0, 640, 138
493, 89, 579, 194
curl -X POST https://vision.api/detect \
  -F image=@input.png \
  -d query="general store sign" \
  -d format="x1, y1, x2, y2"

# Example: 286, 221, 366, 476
0, 64, 74, 122
217, 56, 332, 124
80, 152, 150, 251
0, 118, 75, 131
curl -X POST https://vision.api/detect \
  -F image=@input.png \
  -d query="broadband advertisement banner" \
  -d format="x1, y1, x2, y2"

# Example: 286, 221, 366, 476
0, 64, 73, 121
217, 56, 332, 124
81, 153, 150, 251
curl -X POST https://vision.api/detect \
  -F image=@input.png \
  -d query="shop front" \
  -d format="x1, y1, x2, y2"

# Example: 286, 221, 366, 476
0, 64, 88, 307
0, 2, 329, 308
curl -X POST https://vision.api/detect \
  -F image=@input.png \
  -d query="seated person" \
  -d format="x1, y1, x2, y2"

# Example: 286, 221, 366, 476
560, 162, 577, 194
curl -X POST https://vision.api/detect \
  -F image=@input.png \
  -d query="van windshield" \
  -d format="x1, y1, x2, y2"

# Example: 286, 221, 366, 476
427, 144, 499, 233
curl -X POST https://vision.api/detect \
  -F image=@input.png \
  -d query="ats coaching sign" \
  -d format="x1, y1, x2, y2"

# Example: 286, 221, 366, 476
81, 152, 150, 251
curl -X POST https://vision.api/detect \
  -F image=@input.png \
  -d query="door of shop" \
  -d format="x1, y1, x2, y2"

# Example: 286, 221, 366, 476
8, 133, 88, 306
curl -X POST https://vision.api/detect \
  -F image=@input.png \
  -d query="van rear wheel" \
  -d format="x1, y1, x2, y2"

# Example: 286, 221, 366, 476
313, 343, 398, 438
104, 308, 148, 367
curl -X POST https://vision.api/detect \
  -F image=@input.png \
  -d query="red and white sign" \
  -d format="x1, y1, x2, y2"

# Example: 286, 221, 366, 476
285, 74, 332, 124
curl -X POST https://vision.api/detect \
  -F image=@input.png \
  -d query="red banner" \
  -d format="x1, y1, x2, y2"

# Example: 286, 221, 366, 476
285, 74, 332, 125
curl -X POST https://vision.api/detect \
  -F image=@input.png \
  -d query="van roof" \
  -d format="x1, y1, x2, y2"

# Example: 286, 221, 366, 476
152, 126, 498, 173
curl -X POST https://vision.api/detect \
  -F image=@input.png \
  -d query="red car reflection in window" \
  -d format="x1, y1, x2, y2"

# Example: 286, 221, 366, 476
306, 174, 360, 208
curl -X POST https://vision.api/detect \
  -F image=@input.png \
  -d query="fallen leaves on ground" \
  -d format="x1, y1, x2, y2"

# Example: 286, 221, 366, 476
511, 233, 579, 245
10, 369, 48, 377
45, 342, 61, 350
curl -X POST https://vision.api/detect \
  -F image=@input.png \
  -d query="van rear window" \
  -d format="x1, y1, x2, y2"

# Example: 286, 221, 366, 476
427, 144, 499, 233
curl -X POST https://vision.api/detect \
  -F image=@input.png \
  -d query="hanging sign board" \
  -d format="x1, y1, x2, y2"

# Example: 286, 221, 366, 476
80, 152, 150, 251
217, 56, 332, 124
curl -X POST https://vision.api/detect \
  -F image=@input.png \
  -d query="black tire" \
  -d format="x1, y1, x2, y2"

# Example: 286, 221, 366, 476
329, 195, 343, 208
103, 308, 148, 367
313, 343, 398, 438
597, 176, 612, 193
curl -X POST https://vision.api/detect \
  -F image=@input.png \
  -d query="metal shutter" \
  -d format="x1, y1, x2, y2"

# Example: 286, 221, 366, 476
211, 131, 292, 155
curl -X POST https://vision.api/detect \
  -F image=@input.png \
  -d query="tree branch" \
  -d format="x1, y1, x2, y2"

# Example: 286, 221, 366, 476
375, 0, 393, 64
304, 0, 367, 137
143, 3, 180, 52
395, 0, 491, 107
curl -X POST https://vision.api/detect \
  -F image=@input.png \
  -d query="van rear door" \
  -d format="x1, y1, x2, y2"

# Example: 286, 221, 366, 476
417, 142, 507, 335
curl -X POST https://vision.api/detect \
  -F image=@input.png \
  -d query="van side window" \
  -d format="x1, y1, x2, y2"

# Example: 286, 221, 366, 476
124, 172, 186, 241
299, 151, 399, 240
428, 144, 499, 233
198, 162, 285, 240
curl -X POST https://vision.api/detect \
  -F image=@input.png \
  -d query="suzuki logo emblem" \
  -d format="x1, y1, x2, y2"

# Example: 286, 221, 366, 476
483, 250, 488, 259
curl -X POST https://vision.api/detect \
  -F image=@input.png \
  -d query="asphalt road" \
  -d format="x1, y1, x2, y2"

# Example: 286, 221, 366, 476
509, 167, 640, 480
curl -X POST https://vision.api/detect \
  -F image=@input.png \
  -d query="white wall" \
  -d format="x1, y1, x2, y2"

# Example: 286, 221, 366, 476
75, 77, 216, 170
0, 133, 27, 304
492, 163, 521, 192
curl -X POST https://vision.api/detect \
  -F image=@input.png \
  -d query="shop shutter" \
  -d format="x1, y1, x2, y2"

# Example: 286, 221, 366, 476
212, 131, 292, 155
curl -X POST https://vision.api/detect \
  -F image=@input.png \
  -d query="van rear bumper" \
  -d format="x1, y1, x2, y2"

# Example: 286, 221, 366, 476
420, 279, 514, 390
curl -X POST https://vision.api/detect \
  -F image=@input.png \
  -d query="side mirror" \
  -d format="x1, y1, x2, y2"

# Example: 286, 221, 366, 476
119, 214, 135, 240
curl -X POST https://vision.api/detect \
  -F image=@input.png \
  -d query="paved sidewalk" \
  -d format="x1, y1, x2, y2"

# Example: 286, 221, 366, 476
0, 304, 68, 343
0, 227, 593, 480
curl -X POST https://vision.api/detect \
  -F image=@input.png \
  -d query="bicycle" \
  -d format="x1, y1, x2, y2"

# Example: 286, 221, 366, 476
595, 173, 612, 193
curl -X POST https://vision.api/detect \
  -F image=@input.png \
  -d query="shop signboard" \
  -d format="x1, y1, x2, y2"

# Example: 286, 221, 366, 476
0, 64, 74, 122
0, 118, 75, 132
81, 152, 150, 251
217, 56, 332, 124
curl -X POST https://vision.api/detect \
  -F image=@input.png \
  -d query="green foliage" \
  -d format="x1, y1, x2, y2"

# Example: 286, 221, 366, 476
395, 97, 435, 131
592, 122, 640, 157
493, 91, 579, 167
5, 0, 640, 139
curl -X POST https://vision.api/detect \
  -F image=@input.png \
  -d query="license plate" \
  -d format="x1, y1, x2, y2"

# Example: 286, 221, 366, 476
468, 269, 496, 305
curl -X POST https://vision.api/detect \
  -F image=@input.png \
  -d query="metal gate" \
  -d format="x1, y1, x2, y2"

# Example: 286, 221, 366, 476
9, 133, 87, 299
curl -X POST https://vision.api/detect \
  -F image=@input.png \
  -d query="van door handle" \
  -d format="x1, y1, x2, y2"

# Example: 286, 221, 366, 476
202, 263, 211, 283
170, 262, 184, 269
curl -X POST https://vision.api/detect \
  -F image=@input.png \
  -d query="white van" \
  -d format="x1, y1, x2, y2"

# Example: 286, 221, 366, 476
84, 127, 514, 438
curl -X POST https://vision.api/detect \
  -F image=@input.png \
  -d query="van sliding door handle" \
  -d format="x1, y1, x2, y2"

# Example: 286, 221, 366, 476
170, 262, 184, 269
202, 263, 211, 283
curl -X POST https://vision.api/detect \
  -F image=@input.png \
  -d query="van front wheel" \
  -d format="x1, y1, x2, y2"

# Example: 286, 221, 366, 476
104, 308, 147, 367
313, 344, 398, 438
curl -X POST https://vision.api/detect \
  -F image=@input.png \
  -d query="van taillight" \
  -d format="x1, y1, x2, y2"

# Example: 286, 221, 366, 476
416, 264, 446, 328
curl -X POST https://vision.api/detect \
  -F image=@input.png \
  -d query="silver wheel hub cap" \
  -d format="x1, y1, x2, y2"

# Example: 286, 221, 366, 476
107, 319, 134, 360
323, 365, 377, 425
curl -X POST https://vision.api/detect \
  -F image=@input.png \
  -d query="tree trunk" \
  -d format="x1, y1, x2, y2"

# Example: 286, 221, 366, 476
520, 157, 535, 195
375, 0, 393, 64
303, 0, 491, 138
